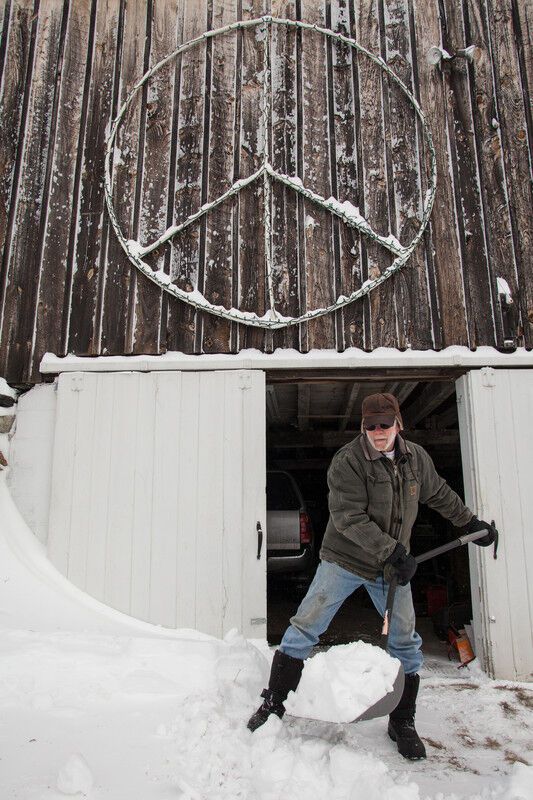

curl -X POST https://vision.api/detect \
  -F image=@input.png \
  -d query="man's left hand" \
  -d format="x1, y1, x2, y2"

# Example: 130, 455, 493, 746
465, 516, 497, 547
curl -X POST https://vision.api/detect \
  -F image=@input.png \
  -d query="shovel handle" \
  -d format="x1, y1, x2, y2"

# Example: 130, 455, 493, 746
414, 525, 498, 564
380, 575, 398, 651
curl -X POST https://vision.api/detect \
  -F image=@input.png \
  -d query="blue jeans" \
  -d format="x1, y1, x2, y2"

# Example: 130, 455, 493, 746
280, 560, 423, 675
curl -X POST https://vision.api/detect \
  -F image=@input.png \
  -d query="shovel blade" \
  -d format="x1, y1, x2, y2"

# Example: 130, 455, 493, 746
353, 664, 405, 722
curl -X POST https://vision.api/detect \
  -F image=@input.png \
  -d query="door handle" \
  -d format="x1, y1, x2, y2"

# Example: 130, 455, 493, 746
256, 521, 263, 560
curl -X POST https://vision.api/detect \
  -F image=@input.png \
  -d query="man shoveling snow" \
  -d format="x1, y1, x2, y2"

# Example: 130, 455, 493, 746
248, 392, 497, 761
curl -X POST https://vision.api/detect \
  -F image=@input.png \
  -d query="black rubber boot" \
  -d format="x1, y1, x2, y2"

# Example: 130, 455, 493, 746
388, 673, 427, 760
247, 650, 304, 732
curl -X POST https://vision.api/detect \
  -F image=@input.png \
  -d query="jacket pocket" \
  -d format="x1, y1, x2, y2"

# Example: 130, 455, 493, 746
405, 479, 420, 503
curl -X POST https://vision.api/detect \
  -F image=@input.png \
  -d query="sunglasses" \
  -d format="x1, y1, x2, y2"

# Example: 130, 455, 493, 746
364, 422, 394, 431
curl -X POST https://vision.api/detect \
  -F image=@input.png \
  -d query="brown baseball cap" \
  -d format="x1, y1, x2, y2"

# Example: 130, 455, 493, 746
361, 392, 403, 428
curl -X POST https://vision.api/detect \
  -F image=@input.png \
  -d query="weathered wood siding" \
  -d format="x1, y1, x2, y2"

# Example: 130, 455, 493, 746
0, 0, 532, 382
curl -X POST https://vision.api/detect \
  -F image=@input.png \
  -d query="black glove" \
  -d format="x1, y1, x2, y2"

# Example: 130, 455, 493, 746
465, 516, 497, 547
383, 542, 417, 586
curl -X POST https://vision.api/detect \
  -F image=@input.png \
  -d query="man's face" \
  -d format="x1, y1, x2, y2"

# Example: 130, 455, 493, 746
365, 420, 400, 452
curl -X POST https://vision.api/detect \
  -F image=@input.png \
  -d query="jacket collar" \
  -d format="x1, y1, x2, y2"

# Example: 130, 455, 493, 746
360, 432, 412, 462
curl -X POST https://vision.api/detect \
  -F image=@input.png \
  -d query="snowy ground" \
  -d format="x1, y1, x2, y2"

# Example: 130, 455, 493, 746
1, 628, 532, 800
1, 473, 532, 800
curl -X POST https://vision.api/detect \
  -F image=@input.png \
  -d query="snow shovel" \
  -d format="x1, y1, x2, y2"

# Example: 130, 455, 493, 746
354, 524, 498, 722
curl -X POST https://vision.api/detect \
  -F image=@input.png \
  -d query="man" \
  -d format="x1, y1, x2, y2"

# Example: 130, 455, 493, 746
248, 392, 496, 760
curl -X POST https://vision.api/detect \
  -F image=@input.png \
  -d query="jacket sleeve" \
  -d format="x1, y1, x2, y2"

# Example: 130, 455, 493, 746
327, 451, 398, 561
417, 446, 473, 527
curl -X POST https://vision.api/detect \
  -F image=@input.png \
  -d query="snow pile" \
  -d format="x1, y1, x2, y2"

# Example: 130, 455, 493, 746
57, 753, 93, 796
1, 628, 533, 799
170, 706, 421, 800
285, 641, 401, 723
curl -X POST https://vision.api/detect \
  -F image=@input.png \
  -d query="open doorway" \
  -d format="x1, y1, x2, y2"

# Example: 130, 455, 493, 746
265, 370, 472, 665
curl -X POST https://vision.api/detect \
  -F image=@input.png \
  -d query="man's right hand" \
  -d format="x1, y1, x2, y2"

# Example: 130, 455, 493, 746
383, 542, 417, 586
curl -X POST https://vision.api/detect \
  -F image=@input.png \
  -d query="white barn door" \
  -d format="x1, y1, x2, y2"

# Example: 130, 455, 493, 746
47, 370, 266, 639
457, 367, 533, 681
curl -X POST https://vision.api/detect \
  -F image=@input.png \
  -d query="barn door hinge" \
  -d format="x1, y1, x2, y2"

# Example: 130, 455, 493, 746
238, 373, 252, 391
481, 368, 495, 388
70, 375, 84, 392
250, 618, 267, 625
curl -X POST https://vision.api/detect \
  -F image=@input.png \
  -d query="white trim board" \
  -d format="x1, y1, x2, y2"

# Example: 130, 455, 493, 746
41, 346, 533, 374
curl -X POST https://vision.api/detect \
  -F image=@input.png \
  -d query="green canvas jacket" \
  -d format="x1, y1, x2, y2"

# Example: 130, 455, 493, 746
319, 433, 473, 580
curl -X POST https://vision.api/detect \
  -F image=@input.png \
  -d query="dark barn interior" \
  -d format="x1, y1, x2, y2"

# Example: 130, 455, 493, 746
265, 370, 472, 661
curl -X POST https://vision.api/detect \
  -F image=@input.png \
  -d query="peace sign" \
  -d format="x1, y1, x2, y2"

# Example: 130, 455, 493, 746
105, 16, 436, 329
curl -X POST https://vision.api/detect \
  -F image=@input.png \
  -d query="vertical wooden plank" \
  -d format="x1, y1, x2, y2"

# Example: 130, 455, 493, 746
68, 0, 122, 355
133, 0, 182, 354
149, 371, 181, 627
166, 0, 208, 353
175, 371, 200, 628
491, 373, 533, 679
439, 0, 496, 347
100, 0, 148, 355
47, 373, 80, 575
0, 0, 35, 369
513, 0, 533, 116
464, 0, 518, 349
270, 4, 300, 352
329, 0, 365, 351
383, 0, 434, 348
299, 0, 336, 350
355, 0, 397, 349
129, 373, 156, 622
221, 371, 244, 632
240, 369, 266, 639
195, 372, 225, 636
346, 0, 371, 348
486, 0, 533, 346
0, 0, 65, 382
0, 0, 12, 90
66, 372, 98, 590
237, 1, 268, 352
201, 0, 238, 353
85, 371, 114, 602
104, 373, 139, 613
412, 0, 469, 346
31, 0, 94, 378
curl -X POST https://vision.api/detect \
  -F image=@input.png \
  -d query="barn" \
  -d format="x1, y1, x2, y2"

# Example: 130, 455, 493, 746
0, 0, 532, 682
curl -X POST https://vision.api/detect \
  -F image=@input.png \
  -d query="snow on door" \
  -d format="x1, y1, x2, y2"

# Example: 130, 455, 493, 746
47, 371, 267, 639
457, 368, 533, 682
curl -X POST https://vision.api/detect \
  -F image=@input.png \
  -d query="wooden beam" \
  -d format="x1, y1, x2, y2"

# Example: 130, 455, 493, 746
339, 383, 361, 432
433, 404, 458, 429
396, 382, 419, 406
297, 383, 311, 431
266, 384, 282, 426
403, 382, 457, 427
265, 368, 467, 383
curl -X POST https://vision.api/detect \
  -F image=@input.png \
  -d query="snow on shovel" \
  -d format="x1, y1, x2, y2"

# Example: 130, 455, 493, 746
284, 526, 498, 724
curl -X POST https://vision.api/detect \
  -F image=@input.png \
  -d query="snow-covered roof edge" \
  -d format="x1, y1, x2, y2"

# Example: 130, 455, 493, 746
40, 346, 533, 374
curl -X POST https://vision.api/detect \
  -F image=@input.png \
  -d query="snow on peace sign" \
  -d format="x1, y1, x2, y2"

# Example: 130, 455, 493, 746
104, 16, 436, 329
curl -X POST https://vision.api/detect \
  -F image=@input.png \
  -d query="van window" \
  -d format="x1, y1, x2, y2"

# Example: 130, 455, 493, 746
267, 473, 300, 510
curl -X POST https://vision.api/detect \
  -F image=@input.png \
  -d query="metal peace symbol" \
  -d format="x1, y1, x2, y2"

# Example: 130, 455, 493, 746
104, 16, 437, 329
